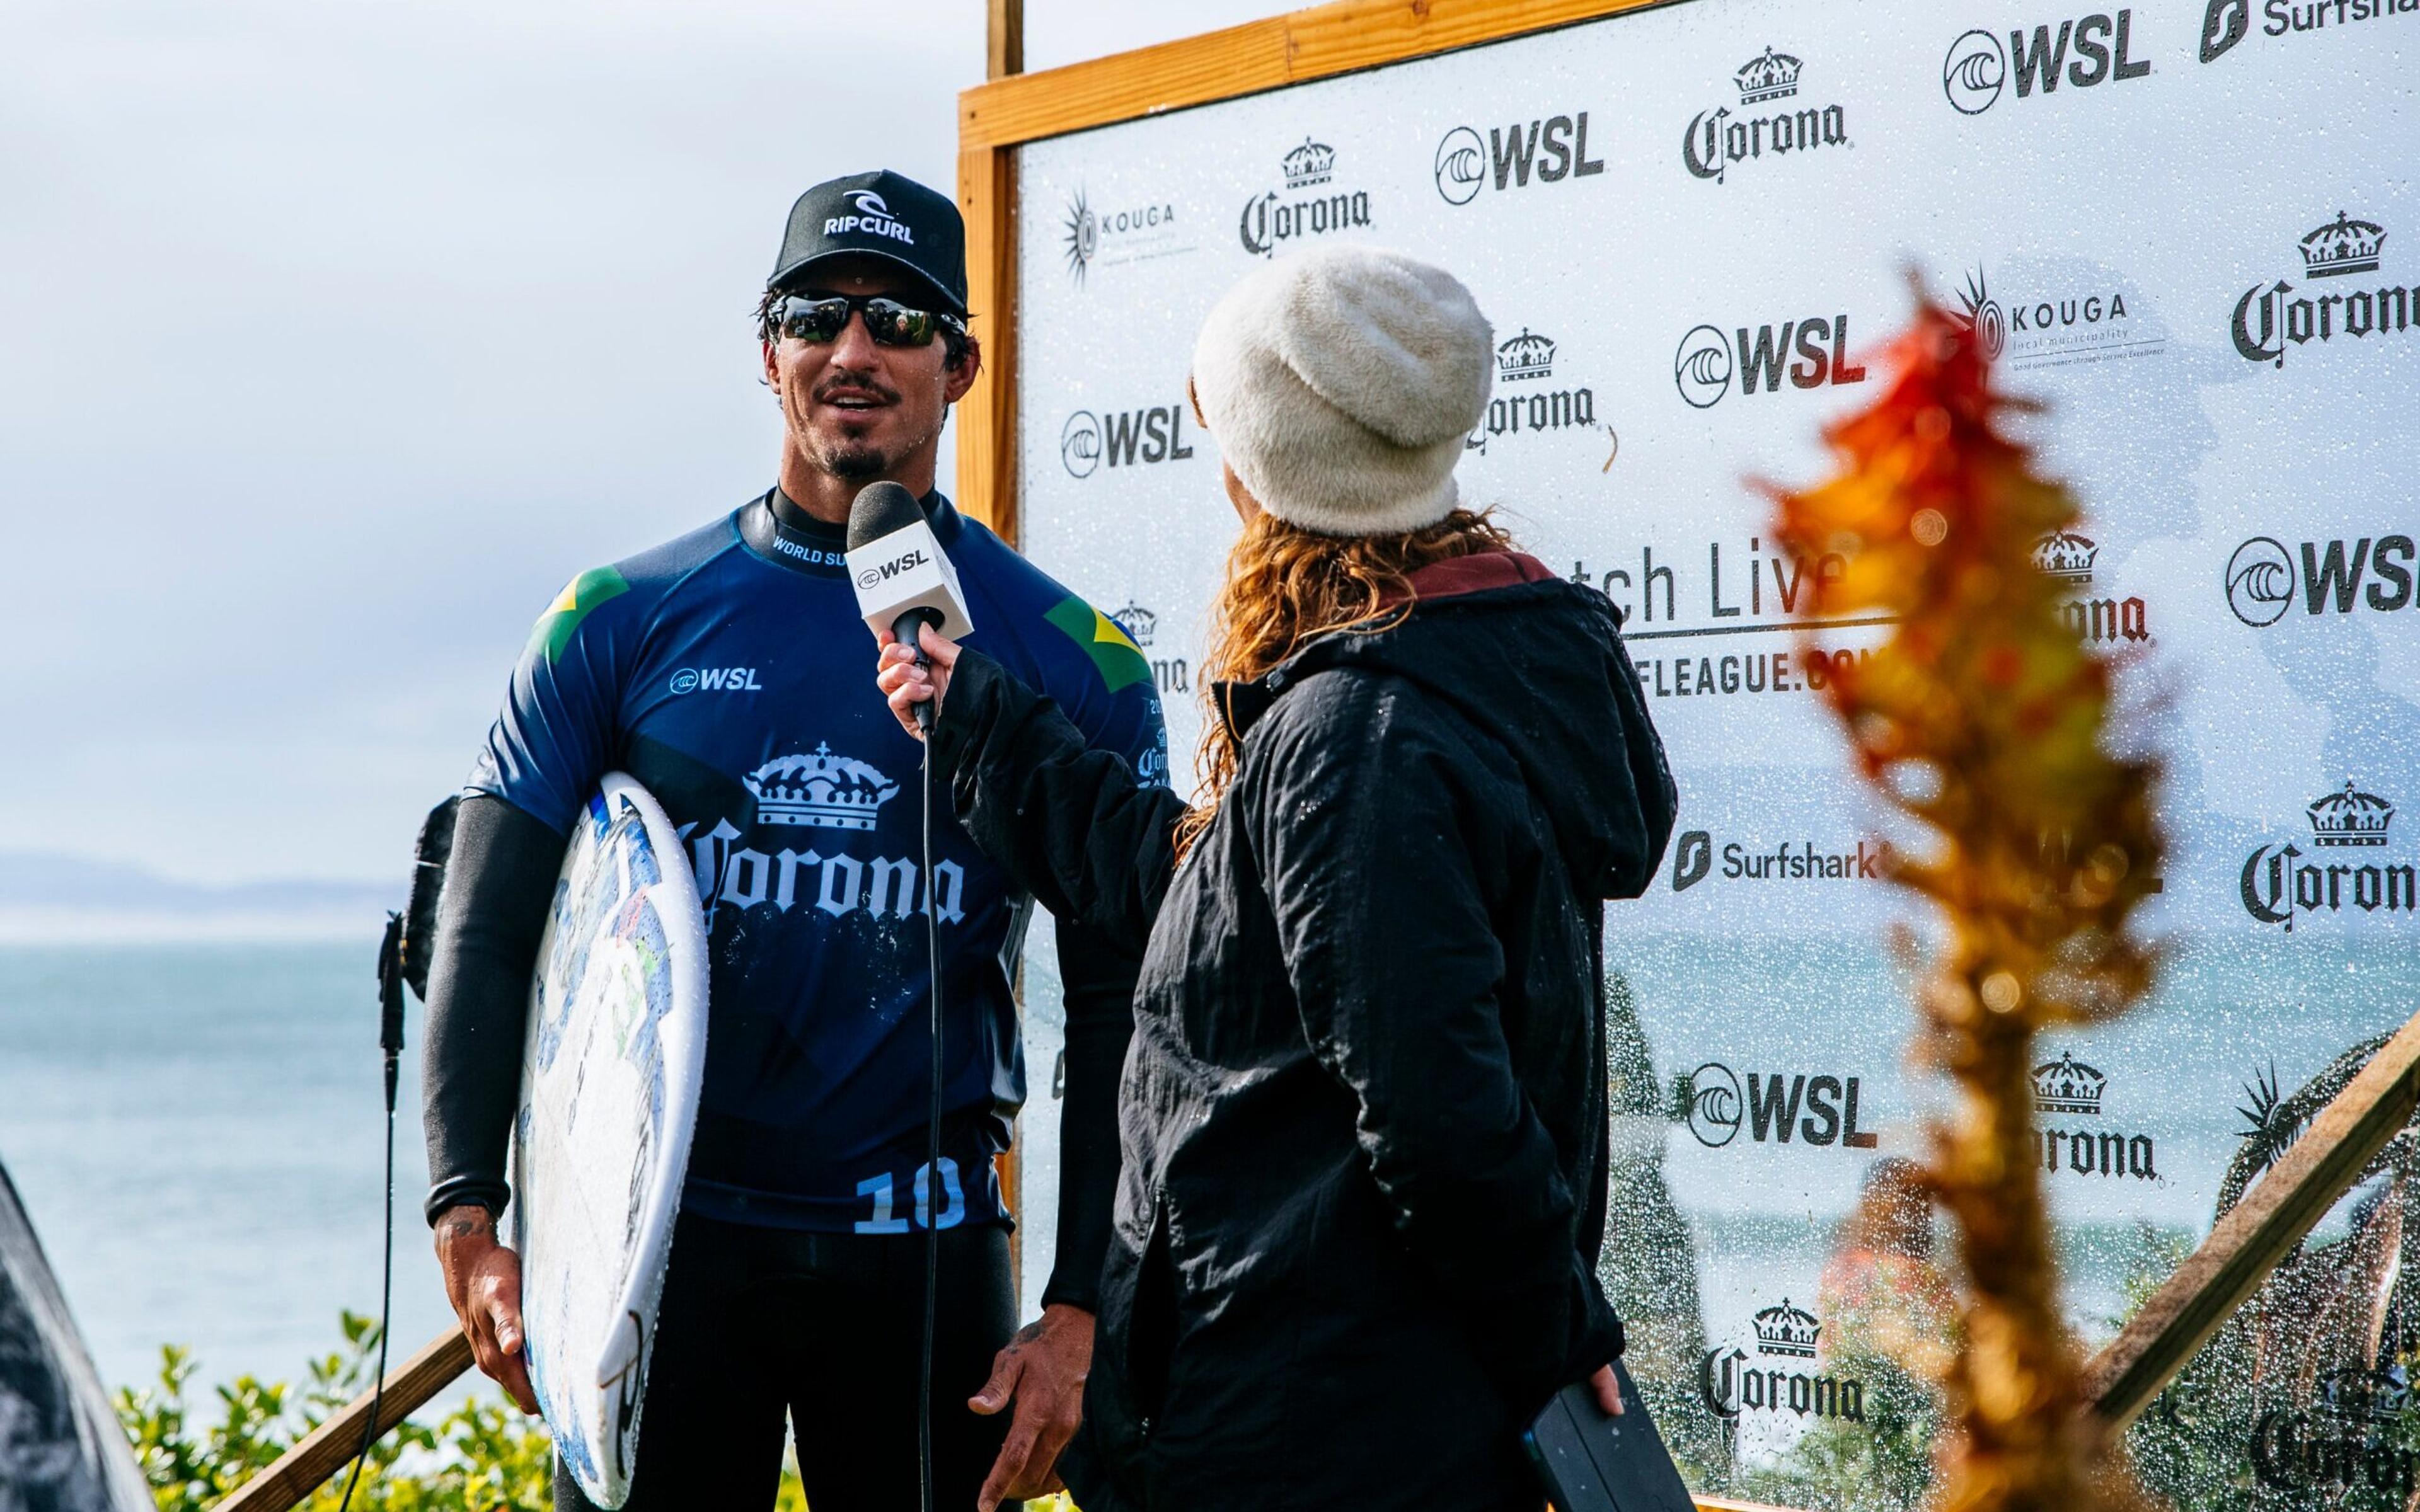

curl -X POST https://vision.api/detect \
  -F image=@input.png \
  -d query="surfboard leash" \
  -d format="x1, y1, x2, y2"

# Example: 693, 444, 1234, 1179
337, 914, 408, 1512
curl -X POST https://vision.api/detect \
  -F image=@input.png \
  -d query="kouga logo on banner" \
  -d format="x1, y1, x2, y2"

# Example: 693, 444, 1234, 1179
1702, 1299, 1868, 1424
1683, 47, 1851, 185
1680, 1062, 1881, 1150
1956, 265, 2167, 370
2240, 782, 2415, 930
1465, 328, 1600, 454
2200, 0, 2417, 65
1238, 137, 1372, 257
1059, 187, 1188, 285
1059, 401, 1198, 479
1942, 11, 2152, 115
2232, 212, 2415, 368
2225, 530, 2415, 627
1674, 316, 1869, 408
1432, 112, 1605, 205
2030, 1051, 2159, 1180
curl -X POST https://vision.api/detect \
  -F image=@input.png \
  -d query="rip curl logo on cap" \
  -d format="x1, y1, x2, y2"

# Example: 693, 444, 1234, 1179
824, 190, 916, 246
849, 190, 892, 217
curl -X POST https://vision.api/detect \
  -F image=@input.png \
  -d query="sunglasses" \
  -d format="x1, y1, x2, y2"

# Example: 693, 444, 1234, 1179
771, 292, 965, 349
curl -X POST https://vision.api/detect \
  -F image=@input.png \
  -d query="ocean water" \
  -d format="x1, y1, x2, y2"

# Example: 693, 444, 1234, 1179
0, 940, 460, 1400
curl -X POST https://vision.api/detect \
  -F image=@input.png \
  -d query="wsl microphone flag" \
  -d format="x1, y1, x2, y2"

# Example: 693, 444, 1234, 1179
844, 483, 974, 643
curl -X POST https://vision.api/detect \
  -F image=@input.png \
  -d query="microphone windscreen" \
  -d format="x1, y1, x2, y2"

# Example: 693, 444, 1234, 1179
847, 481, 925, 550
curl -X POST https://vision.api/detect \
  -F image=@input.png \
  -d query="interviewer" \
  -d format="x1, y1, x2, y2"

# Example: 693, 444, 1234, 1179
879, 247, 1676, 1511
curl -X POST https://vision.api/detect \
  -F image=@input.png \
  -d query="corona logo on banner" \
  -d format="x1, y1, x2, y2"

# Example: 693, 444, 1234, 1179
1110, 603, 1190, 696
1683, 46, 1850, 185
1059, 402, 1197, 479
1954, 263, 2167, 370
1466, 328, 1598, 454
2240, 782, 2417, 931
2030, 1051, 2160, 1180
1942, 11, 2152, 114
1059, 188, 1186, 287
1239, 138, 1372, 256
2030, 530, 2153, 645
1673, 315, 1869, 408
1432, 112, 1605, 206
2250, 1365, 2420, 1495
2233, 212, 2416, 368
2199, 0, 2419, 65
1700, 1298, 1868, 1424
2225, 530, 2416, 627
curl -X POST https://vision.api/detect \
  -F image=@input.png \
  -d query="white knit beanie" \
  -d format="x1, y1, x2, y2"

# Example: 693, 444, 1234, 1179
1191, 246, 1492, 537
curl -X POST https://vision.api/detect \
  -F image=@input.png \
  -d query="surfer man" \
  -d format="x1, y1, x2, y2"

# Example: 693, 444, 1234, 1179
421, 169, 1165, 1512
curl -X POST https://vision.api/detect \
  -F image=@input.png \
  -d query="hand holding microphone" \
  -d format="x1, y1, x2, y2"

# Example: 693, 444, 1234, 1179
879, 624, 960, 739
844, 480, 972, 733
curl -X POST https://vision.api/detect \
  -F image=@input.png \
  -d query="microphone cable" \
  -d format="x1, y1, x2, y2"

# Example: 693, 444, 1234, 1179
338, 915, 408, 1512
911, 627, 943, 1512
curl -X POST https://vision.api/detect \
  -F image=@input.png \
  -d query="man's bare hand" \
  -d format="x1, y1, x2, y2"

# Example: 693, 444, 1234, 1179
875, 622, 961, 740
433, 1204, 539, 1414
1589, 1362, 1625, 1418
969, 1303, 1092, 1512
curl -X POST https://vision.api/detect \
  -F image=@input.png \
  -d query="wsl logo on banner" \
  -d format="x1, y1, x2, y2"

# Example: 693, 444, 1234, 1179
1432, 113, 1605, 206
1942, 11, 2152, 114
1680, 1062, 1880, 1151
1238, 138, 1371, 258
2225, 531, 2415, 627
1465, 329, 1599, 454
1059, 188, 1188, 287
2232, 212, 2416, 369
1059, 402, 1198, 479
1674, 316, 1869, 408
1683, 47, 1850, 185
1956, 265, 2167, 370
2240, 782, 2416, 931
2029, 1052, 2159, 1181
1701, 1300, 1868, 1426
2200, 0, 2417, 65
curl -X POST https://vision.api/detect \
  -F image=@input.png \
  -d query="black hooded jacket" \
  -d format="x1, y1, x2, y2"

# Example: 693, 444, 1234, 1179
927, 555, 1677, 1512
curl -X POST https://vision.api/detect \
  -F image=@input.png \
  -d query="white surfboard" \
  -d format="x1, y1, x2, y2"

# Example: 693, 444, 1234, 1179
512, 772, 709, 1507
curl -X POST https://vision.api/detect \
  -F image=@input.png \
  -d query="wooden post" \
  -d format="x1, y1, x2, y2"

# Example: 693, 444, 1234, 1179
957, 1, 1022, 546
987, 0, 1024, 80
2082, 1007, 2420, 1428
217, 1327, 475, 1512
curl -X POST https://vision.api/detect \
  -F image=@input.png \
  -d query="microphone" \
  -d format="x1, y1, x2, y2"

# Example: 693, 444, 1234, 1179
846, 481, 973, 731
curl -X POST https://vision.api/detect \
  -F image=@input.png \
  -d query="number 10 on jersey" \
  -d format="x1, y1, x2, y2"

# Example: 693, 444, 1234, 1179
854, 1159, 967, 1233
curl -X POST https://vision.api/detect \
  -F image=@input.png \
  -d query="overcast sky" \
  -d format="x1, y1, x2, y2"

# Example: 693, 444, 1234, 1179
1, 0, 1294, 886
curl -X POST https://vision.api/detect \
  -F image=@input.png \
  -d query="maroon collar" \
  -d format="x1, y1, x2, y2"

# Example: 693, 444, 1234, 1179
1379, 551, 1557, 607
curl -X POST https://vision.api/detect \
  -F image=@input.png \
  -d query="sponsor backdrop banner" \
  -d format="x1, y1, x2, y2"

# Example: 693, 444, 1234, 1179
1002, 0, 2417, 1502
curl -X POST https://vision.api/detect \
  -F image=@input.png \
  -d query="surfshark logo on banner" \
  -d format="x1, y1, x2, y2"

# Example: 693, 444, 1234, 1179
2232, 213, 2417, 369
2199, 0, 2417, 64
2240, 782, 2417, 931
1238, 138, 1373, 257
1683, 47, 1850, 185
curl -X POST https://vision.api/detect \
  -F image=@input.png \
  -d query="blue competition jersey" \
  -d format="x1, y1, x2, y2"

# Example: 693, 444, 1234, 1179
471, 490, 1167, 1234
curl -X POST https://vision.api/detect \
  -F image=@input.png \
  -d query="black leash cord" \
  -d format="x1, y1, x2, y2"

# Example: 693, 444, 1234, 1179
337, 1046, 400, 1512
918, 704, 942, 1512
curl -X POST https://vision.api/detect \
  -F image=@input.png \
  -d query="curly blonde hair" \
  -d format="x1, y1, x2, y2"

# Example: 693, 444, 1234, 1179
1172, 506, 1516, 859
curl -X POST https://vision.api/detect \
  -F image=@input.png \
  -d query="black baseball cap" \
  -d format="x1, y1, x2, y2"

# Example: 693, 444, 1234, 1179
769, 169, 967, 316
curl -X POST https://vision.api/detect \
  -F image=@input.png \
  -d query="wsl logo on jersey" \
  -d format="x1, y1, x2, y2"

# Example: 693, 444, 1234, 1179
824, 190, 915, 246
1956, 264, 2166, 371
1674, 314, 1869, 408
1059, 187, 1187, 287
1432, 112, 1605, 206
1465, 329, 1599, 455
1942, 11, 2152, 115
1701, 1300, 1867, 1425
2030, 1051, 2158, 1181
2241, 782, 2416, 931
1683, 47, 1850, 185
745, 744, 899, 833
2233, 212, 2415, 369
1239, 139, 1373, 258
2225, 530, 2417, 627
2200, 0, 2417, 65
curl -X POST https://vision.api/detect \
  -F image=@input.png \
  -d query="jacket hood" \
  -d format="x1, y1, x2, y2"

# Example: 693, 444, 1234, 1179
1218, 553, 1678, 899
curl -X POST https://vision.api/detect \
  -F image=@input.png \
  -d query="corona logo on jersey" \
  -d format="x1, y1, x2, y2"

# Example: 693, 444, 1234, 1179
2233, 212, 2416, 368
1683, 46, 1850, 185
745, 745, 899, 832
